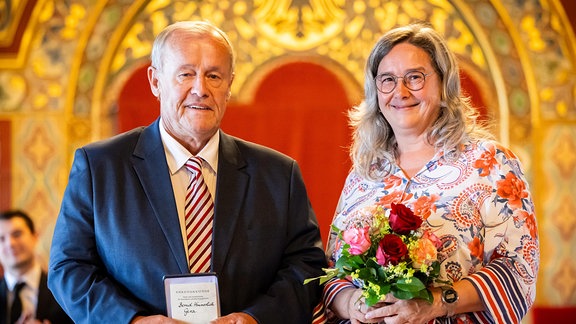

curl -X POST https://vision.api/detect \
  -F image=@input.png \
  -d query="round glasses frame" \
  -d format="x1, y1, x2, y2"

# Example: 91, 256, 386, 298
374, 71, 433, 94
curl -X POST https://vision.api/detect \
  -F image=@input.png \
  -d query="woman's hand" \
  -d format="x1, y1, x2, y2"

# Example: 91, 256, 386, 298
347, 289, 376, 324
363, 289, 445, 324
330, 287, 383, 323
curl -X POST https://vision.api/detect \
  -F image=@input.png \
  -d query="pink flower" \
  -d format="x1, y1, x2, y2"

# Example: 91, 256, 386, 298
376, 234, 408, 266
342, 226, 371, 255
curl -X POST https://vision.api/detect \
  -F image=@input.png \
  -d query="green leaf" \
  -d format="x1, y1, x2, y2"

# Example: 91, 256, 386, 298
335, 255, 348, 268
303, 277, 319, 285
395, 277, 425, 292
392, 289, 416, 300
392, 288, 417, 300
390, 286, 434, 302
335, 254, 355, 272
357, 267, 375, 281
376, 265, 388, 281
341, 244, 352, 257
425, 261, 441, 280
364, 289, 381, 307
331, 224, 342, 234
303, 268, 340, 285
348, 255, 366, 268
365, 258, 380, 268
418, 288, 434, 303
378, 283, 391, 296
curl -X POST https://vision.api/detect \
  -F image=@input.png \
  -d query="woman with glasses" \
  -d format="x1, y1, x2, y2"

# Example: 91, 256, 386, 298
321, 23, 539, 323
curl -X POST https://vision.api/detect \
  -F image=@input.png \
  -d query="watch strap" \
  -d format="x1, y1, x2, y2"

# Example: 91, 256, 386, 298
441, 286, 459, 317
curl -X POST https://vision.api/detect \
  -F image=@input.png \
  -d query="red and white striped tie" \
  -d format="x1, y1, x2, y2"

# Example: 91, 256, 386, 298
185, 156, 214, 273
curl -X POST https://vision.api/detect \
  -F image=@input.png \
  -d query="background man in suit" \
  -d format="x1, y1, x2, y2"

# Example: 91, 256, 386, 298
48, 20, 327, 324
0, 210, 73, 324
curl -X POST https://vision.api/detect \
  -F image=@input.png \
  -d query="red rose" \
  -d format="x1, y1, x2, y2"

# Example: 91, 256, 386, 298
375, 234, 408, 266
389, 203, 423, 234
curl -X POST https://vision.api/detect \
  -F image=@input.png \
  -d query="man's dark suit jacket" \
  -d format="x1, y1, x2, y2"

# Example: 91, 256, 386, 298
0, 272, 73, 324
48, 119, 327, 324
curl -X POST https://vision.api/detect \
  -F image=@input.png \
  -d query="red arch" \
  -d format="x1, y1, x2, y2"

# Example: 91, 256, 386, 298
117, 62, 488, 244
221, 62, 353, 243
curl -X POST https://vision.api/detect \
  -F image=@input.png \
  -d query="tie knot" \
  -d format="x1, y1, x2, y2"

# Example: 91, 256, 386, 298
13, 282, 25, 293
185, 156, 203, 175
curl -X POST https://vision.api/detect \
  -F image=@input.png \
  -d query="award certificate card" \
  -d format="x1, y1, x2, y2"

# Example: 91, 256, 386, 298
164, 273, 220, 323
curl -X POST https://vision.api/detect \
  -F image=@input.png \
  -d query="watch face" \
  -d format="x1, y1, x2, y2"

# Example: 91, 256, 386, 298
442, 288, 458, 303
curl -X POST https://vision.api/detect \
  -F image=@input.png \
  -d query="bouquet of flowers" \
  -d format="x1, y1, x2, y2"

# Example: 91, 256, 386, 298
305, 203, 442, 307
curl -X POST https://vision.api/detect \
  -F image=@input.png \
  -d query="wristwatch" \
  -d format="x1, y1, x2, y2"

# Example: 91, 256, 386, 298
441, 286, 459, 317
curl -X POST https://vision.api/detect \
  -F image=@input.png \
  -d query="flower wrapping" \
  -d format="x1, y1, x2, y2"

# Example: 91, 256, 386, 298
305, 203, 441, 307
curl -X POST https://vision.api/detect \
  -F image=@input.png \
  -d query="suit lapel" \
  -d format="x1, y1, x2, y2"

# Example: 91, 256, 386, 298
132, 119, 189, 273
0, 278, 7, 324
211, 132, 249, 274
130, 125, 249, 275
36, 272, 50, 319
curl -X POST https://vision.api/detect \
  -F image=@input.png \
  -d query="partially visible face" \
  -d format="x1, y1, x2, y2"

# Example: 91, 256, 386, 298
148, 31, 234, 151
0, 217, 37, 274
375, 42, 442, 138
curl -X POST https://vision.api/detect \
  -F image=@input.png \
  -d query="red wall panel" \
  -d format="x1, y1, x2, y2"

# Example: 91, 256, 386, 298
0, 120, 11, 211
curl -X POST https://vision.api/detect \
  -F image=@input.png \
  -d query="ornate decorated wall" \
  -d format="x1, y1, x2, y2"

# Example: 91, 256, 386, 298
1, 0, 575, 320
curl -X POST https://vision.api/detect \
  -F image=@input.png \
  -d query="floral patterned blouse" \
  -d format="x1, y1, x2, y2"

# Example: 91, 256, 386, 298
323, 140, 539, 324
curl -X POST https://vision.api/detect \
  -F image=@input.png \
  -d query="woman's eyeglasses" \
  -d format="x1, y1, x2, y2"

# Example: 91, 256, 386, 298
375, 71, 433, 94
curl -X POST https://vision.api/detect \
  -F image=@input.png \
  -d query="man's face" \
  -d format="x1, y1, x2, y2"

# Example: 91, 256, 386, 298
0, 217, 38, 274
148, 31, 234, 151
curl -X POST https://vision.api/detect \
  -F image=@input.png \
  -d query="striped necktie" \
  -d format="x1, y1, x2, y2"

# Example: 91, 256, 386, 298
184, 156, 214, 273
10, 282, 25, 324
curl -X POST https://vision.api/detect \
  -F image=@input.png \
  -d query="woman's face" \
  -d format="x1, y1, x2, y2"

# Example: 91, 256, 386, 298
375, 42, 442, 138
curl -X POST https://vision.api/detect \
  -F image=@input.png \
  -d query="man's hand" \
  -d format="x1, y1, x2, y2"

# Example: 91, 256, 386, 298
210, 312, 258, 324
131, 315, 187, 324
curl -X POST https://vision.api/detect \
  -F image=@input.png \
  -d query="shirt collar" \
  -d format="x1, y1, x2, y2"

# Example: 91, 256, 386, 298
4, 262, 41, 292
159, 118, 219, 174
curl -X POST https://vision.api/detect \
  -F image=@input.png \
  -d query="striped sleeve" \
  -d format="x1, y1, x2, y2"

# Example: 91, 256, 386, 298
312, 301, 328, 324
323, 277, 356, 309
463, 258, 530, 323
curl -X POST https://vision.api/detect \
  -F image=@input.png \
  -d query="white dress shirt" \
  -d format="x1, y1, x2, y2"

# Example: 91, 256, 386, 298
158, 119, 219, 267
4, 261, 41, 320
